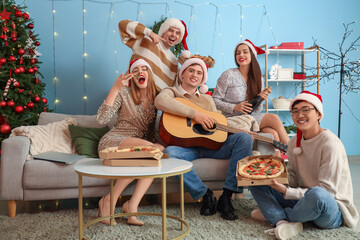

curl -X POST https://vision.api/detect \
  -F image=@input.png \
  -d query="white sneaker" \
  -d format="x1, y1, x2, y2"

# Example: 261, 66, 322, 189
251, 208, 267, 222
275, 222, 303, 240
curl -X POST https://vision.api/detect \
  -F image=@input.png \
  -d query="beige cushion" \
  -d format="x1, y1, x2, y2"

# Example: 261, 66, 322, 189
10, 118, 77, 156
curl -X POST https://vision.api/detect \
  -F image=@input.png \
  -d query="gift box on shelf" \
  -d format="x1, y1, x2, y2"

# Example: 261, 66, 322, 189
269, 42, 304, 50
277, 68, 294, 80
293, 72, 306, 79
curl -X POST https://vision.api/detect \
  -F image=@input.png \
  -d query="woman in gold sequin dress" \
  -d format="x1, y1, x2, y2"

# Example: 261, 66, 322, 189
96, 59, 164, 226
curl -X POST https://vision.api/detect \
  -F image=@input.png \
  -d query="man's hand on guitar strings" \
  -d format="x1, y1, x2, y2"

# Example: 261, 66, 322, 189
193, 111, 215, 131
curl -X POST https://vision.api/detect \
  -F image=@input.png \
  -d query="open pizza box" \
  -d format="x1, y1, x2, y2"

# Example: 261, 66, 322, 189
99, 146, 168, 167
236, 155, 288, 186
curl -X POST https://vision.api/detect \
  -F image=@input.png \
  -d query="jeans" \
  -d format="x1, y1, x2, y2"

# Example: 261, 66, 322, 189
249, 185, 343, 229
164, 132, 253, 200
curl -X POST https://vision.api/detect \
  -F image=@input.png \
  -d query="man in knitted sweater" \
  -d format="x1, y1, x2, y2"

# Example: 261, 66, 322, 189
119, 18, 188, 91
155, 58, 253, 220
249, 91, 359, 240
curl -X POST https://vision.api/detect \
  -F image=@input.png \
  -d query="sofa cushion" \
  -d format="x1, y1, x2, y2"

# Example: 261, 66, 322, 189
23, 158, 109, 189
38, 112, 116, 129
68, 125, 109, 158
10, 118, 77, 156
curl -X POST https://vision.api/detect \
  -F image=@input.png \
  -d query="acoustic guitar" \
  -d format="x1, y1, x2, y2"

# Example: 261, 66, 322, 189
159, 97, 288, 152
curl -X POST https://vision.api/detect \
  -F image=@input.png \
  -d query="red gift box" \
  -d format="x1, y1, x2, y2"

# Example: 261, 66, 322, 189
270, 42, 304, 50
293, 72, 306, 79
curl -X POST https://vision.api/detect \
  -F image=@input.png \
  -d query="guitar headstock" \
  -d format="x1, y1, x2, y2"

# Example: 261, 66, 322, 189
272, 140, 288, 152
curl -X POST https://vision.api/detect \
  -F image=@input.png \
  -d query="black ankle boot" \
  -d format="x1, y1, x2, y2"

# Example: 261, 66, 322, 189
217, 189, 238, 220
200, 189, 217, 216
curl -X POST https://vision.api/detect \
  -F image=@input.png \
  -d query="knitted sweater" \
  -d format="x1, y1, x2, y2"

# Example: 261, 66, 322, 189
119, 19, 178, 91
154, 87, 217, 119
286, 129, 359, 228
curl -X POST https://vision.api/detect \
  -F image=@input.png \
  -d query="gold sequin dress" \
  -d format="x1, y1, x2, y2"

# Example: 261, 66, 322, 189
97, 87, 157, 151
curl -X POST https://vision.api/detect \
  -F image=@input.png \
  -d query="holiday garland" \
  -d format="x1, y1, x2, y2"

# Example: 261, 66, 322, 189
0, 0, 51, 153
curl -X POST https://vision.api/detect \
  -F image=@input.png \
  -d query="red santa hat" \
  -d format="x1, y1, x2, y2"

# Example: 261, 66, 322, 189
234, 39, 266, 58
290, 91, 324, 155
129, 59, 152, 73
178, 58, 208, 94
158, 18, 188, 51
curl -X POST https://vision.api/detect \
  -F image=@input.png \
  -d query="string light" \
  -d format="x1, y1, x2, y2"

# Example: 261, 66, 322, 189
52, 0, 58, 111
82, 0, 87, 114
111, 3, 120, 76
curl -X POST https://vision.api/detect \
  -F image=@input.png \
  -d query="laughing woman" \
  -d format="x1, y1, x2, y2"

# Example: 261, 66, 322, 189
212, 39, 290, 149
96, 59, 164, 226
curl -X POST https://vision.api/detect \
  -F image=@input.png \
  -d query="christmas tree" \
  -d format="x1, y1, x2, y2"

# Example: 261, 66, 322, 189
0, 0, 50, 154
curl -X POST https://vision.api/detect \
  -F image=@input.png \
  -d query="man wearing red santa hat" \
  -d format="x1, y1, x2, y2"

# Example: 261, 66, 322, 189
248, 91, 358, 239
119, 18, 190, 91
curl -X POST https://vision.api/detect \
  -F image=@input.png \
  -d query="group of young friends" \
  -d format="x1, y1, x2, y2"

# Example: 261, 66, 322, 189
95, 18, 358, 239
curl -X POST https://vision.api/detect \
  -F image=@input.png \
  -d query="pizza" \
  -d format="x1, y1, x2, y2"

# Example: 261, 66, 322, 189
102, 146, 163, 160
238, 157, 285, 180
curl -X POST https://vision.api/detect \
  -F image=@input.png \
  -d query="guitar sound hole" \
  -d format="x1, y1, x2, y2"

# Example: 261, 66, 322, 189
193, 124, 215, 135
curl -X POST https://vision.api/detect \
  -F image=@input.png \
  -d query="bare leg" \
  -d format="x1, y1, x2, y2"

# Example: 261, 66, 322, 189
260, 113, 290, 144
261, 127, 281, 156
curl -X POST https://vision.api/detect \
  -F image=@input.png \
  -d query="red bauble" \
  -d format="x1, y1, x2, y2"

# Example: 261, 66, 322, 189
35, 41, 40, 46
18, 48, 25, 55
28, 68, 34, 74
27, 102, 35, 109
19, 66, 25, 73
30, 59, 36, 64
34, 96, 41, 103
0, 58, 6, 65
0, 124, 11, 134
15, 10, 22, 17
10, 31, 16, 38
14, 105, 24, 114
23, 13, 29, 20
0, 100, 6, 108
41, 98, 48, 104
27, 23, 34, 29
34, 78, 39, 84
7, 100, 15, 107
11, 37, 17, 42
13, 81, 20, 88
8, 56, 16, 61
0, 34, 6, 40
14, 68, 21, 74
32, 66, 38, 72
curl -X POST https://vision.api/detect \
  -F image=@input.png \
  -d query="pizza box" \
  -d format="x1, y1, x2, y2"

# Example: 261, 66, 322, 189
236, 155, 288, 186
178, 55, 215, 68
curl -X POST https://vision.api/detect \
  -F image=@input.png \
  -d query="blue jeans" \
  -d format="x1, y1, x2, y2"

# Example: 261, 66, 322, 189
164, 132, 253, 200
249, 185, 343, 229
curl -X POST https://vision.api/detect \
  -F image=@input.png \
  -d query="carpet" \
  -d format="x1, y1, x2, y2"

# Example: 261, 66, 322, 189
1, 199, 359, 240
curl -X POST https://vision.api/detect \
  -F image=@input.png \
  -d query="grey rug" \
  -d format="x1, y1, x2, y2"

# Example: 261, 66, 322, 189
1, 199, 359, 240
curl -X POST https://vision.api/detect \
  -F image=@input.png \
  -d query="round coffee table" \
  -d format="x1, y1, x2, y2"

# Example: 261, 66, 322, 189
75, 158, 193, 240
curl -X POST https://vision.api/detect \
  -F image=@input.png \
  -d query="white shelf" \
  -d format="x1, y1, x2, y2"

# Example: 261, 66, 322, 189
267, 108, 290, 112
288, 133, 296, 137
267, 78, 318, 82
268, 48, 317, 55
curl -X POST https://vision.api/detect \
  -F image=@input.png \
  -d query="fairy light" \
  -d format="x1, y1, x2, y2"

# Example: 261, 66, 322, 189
82, 0, 87, 114
111, 3, 120, 76
55, 99, 59, 104
240, 6, 243, 40
52, 0, 58, 112
83, 96, 87, 100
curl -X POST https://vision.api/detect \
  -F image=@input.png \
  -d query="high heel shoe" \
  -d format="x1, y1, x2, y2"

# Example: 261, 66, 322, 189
122, 201, 144, 226
98, 196, 117, 225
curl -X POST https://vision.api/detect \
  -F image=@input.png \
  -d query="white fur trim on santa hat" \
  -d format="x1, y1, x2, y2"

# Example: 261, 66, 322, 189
235, 41, 258, 57
158, 18, 185, 45
179, 58, 208, 93
290, 91, 323, 121
181, 50, 191, 58
129, 59, 152, 73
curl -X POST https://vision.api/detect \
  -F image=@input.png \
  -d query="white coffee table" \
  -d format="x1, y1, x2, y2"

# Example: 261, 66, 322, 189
75, 158, 193, 240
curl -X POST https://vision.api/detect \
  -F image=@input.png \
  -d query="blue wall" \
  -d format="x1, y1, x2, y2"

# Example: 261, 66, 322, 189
16, 0, 360, 155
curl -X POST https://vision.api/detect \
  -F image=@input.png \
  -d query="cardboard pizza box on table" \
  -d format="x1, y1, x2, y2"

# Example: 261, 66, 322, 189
236, 155, 288, 186
99, 148, 167, 167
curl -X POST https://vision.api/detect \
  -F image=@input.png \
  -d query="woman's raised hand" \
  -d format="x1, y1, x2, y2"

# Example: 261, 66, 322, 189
234, 101, 253, 114
259, 87, 271, 100
112, 73, 134, 91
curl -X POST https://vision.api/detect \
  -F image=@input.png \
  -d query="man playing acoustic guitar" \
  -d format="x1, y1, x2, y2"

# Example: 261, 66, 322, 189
154, 58, 253, 220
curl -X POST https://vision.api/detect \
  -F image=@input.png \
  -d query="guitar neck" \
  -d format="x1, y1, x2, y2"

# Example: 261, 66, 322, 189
216, 124, 273, 144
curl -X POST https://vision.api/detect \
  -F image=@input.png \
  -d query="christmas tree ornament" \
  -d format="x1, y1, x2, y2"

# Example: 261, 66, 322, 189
13, 81, 20, 88
19, 66, 25, 73
0, 58, 6, 65
4, 41, 9, 47
0, 101, 6, 108
28, 68, 34, 74
34, 96, 41, 102
7, 100, 15, 108
34, 77, 39, 84
0, 34, 6, 40
35, 41, 40, 46
18, 48, 25, 55
0, 9, 11, 20
27, 23, 34, 29
10, 31, 16, 38
30, 59, 36, 64
27, 102, 34, 109
14, 68, 21, 74
14, 10, 22, 17
14, 105, 24, 114
0, 124, 11, 134
3, 78, 19, 98
11, 37, 17, 42
23, 12, 29, 20
8, 55, 16, 61
18, 89, 24, 93
32, 66, 38, 72
11, 22, 16, 29
42, 98, 48, 104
